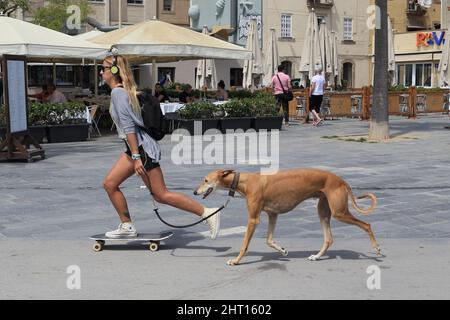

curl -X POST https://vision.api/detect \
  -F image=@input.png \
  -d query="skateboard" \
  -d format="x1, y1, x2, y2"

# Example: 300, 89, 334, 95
90, 232, 173, 252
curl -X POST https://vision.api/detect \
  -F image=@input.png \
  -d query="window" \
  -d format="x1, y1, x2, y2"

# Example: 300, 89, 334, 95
28, 66, 53, 87
281, 14, 292, 38
343, 62, 353, 88
396, 63, 432, 87
157, 67, 175, 85
127, 0, 143, 4
343, 18, 353, 41
230, 68, 243, 87
163, 0, 173, 11
56, 66, 75, 86
89, 0, 104, 2
281, 61, 292, 77
317, 15, 326, 28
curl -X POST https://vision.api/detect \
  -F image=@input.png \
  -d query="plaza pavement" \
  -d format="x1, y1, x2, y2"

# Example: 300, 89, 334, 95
0, 114, 449, 300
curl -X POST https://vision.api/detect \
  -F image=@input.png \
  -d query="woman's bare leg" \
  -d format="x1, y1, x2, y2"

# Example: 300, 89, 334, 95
103, 154, 135, 223
141, 166, 204, 216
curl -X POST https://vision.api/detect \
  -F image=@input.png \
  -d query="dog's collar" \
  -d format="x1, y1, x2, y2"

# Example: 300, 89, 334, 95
228, 172, 240, 197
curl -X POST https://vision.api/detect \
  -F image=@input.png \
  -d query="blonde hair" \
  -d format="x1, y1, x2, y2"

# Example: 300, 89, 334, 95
105, 55, 140, 115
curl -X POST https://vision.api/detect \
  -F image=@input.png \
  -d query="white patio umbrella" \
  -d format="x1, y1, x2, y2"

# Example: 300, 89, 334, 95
196, 26, 218, 90
299, 10, 322, 86
318, 21, 332, 76
262, 28, 279, 87
91, 19, 251, 86
388, 17, 396, 85
0, 16, 108, 61
74, 29, 105, 41
242, 18, 263, 90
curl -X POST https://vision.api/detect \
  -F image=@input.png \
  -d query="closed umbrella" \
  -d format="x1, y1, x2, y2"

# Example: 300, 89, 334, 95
196, 26, 218, 90
388, 17, 396, 85
299, 10, 322, 85
330, 31, 339, 87
262, 28, 279, 86
438, 25, 450, 87
242, 18, 263, 90
318, 21, 332, 76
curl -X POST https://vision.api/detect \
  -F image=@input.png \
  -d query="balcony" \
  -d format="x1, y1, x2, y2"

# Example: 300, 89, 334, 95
307, 0, 334, 9
406, 0, 427, 16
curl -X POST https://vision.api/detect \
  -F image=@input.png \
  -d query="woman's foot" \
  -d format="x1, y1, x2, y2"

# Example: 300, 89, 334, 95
105, 222, 137, 238
202, 207, 221, 239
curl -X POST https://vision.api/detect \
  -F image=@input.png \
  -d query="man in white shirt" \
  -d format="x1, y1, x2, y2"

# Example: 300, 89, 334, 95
47, 83, 67, 104
309, 68, 326, 126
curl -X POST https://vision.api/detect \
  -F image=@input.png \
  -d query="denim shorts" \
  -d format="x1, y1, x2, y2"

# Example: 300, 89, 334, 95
124, 141, 160, 171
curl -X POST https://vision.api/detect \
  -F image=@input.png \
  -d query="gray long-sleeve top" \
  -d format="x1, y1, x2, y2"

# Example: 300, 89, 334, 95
110, 87, 161, 163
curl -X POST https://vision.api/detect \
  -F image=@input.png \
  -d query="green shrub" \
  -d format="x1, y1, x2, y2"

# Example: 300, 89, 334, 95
177, 101, 217, 120
29, 101, 86, 125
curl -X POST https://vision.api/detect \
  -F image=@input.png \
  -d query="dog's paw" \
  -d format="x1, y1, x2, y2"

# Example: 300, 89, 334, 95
226, 259, 239, 266
375, 247, 382, 256
307, 254, 320, 261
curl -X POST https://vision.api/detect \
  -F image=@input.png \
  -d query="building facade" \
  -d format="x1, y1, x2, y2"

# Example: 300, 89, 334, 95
18, 0, 375, 90
263, 0, 371, 88
369, 0, 446, 88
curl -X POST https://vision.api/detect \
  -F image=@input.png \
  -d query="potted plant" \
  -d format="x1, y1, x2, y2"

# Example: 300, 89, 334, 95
44, 101, 89, 143
28, 102, 49, 143
177, 101, 220, 135
252, 94, 283, 131
219, 99, 254, 133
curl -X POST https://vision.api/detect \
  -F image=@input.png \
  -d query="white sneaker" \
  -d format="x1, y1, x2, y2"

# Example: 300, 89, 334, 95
105, 222, 137, 238
202, 207, 221, 240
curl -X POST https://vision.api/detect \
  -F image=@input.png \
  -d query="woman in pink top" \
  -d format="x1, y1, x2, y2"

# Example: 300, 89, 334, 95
271, 65, 292, 127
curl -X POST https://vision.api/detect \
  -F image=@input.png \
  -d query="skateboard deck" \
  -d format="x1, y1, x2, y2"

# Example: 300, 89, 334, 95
90, 232, 173, 252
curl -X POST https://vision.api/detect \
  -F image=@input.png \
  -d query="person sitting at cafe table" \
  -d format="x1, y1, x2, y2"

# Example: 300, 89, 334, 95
28, 85, 50, 102
179, 84, 194, 103
215, 80, 229, 101
154, 83, 170, 102
47, 83, 67, 104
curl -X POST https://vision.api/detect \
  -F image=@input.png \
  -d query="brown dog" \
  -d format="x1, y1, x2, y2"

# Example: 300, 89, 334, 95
194, 169, 380, 266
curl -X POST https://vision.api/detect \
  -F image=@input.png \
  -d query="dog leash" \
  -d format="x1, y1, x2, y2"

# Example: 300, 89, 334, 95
145, 171, 240, 229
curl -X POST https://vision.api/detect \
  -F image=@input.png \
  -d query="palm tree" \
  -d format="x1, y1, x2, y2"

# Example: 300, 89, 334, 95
369, 0, 389, 141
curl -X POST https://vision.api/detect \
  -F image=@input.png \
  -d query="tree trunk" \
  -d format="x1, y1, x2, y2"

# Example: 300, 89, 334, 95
369, 0, 390, 141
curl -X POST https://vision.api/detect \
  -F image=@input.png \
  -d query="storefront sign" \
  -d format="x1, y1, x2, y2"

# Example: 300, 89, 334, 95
416, 31, 446, 47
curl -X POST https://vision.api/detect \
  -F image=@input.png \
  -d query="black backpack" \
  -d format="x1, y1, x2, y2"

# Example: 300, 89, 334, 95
138, 92, 167, 141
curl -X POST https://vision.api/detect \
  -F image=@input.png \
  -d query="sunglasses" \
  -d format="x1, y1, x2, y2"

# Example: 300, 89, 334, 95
100, 65, 112, 72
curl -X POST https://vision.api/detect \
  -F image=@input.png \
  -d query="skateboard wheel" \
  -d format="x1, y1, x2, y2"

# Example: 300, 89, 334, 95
149, 242, 159, 252
93, 242, 104, 252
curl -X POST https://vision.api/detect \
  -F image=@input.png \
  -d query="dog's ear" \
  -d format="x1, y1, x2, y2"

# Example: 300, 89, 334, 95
220, 169, 235, 178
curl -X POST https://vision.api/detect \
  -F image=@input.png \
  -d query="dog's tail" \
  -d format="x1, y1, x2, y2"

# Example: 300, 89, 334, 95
345, 185, 377, 215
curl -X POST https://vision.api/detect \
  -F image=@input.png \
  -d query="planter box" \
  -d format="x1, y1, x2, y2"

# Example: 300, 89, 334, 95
29, 126, 46, 144
219, 117, 254, 133
46, 123, 89, 143
177, 119, 220, 135
254, 116, 283, 131
0, 126, 46, 143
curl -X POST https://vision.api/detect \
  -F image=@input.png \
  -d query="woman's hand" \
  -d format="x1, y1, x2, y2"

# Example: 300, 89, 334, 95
134, 158, 146, 177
